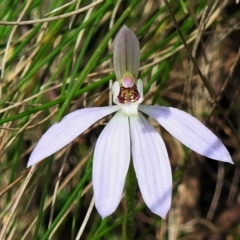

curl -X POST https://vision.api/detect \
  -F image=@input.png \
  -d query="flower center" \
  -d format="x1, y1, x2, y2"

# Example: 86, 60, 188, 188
118, 84, 140, 104
112, 79, 143, 117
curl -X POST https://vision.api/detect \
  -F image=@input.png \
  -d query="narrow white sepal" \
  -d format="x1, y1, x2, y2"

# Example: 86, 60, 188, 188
93, 111, 130, 218
129, 113, 172, 218
27, 106, 119, 167
139, 105, 233, 164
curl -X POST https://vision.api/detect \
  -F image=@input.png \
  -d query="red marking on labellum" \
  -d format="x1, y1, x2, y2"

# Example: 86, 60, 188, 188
118, 84, 140, 103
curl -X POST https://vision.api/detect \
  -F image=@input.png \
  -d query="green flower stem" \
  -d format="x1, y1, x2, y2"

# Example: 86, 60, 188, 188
122, 161, 136, 240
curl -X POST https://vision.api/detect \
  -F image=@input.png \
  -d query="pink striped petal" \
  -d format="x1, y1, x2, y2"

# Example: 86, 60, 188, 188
139, 105, 233, 163
27, 106, 119, 167
93, 111, 130, 218
129, 113, 172, 218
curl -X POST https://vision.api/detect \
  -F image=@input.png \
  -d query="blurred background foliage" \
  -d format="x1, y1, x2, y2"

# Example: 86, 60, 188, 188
0, 0, 240, 239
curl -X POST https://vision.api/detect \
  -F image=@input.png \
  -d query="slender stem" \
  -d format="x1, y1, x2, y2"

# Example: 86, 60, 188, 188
122, 161, 136, 240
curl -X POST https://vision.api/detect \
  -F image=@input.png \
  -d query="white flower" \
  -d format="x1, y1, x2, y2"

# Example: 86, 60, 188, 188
27, 26, 233, 219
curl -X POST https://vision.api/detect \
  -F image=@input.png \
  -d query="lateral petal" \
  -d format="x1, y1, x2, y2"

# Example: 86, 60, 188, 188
139, 105, 233, 163
129, 113, 172, 218
27, 106, 119, 167
93, 111, 130, 218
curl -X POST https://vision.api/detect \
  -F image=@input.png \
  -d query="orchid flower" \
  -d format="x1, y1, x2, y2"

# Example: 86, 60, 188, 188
27, 26, 233, 219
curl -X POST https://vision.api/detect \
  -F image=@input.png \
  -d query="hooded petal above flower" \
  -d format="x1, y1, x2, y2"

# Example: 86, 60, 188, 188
27, 106, 119, 167
129, 112, 172, 218
114, 25, 140, 81
93, 111, 130, 218
139, 105, 233, 164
